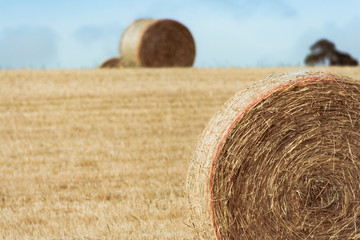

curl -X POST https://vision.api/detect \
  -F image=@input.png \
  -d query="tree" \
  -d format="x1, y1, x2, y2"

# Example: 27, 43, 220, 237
305, 39, 358, 66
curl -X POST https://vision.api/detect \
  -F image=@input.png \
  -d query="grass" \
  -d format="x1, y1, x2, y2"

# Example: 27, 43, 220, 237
0, 67, 359, 239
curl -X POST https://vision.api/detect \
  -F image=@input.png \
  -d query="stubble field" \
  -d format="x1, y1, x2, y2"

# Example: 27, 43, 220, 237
0, 67, 359, 239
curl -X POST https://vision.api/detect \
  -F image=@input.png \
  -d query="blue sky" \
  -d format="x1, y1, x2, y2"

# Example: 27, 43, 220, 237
0, 0, 359, 68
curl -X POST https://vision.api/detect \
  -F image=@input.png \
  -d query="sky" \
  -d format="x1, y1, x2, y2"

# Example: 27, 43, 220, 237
0, 0, 359, 69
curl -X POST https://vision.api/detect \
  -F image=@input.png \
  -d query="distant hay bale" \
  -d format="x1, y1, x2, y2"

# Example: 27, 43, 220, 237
119, 18, 196, 67
187, 71, 360, 239
99, 57, 123, 68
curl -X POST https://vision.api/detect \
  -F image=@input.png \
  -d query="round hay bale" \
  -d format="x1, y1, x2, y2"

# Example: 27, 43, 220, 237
119, 18, 196, 67
187, 71, 360, 239
99, 57, 123, 68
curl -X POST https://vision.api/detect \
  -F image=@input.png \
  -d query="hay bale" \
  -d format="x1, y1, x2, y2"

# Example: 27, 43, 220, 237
187, 71, 360, 239
99, 57, 123, 68
119, 18, 196, 67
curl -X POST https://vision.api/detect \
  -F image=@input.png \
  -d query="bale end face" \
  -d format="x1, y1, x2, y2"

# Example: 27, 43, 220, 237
187, 71, 360, 239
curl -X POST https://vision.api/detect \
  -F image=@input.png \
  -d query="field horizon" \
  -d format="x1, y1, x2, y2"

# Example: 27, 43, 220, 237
1, 67, 359, 239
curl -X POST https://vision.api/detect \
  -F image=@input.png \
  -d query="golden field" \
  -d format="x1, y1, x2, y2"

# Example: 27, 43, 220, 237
0, 67, 359, 239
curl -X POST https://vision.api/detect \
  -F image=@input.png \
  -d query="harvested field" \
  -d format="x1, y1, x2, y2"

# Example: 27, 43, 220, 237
0, 67, 359, 239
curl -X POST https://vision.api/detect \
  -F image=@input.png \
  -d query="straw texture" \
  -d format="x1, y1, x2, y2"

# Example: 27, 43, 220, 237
119, 19, 195, 67
187, 71, 360, 239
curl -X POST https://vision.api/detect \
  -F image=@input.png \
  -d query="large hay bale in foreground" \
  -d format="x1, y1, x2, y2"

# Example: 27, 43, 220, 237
187, 71, 360, 239
99, 57, 123, 68
119, 19, 196, 67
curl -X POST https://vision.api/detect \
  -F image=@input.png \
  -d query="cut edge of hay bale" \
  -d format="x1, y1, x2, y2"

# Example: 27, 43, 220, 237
187, 70, 360, 239
119, 19, 154, 67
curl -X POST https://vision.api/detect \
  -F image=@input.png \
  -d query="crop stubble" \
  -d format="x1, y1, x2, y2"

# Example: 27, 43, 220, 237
0, 67, 359, 239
